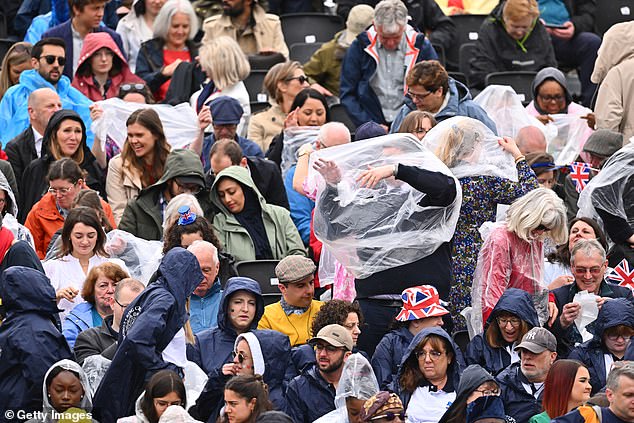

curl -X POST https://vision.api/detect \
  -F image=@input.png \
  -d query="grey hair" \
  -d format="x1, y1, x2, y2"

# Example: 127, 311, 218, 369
570, 238, 606, 265
188, 239, 219, 264
199, 36, 251, 90
606, 362, 634, 392
506, 187, 568, 244
373, 0, 408, 34
318, 122, 351, 147
153, 0, 199, 41
114, 278, 145, 301
162, 193, 204, 233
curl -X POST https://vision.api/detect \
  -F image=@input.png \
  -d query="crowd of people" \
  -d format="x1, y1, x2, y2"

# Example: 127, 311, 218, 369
0, 0, 633, 422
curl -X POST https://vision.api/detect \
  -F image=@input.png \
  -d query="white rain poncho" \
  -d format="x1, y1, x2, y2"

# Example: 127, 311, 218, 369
91, 98, 199, 153
105, 229, 163, 284
546, 114, 594, 165
281, 126, 320, 178
314, 354, 379, 423
473, 85, 547, 138
309, 134, 461, 279
41, 359, 94, 420
421, 116, 519, 180
577, 144, 634, 228
82, 355, 111, 397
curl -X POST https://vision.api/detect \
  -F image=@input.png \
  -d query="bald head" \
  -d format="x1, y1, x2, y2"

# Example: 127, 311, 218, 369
27, 88, 62, 134
516, 126, 547, 155
318, 122, 351, 149
188, 240, 220, 297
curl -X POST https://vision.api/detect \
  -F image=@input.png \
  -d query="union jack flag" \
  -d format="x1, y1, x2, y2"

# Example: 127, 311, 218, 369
569, 162, 591, 193
395, 285, 449, 321
606, 259, 634, 290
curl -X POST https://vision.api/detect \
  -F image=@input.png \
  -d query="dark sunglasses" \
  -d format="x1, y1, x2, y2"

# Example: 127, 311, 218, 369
535, 224, 551, 231
287, 75, 309, 84
369, 411, 406, 421
232, 351, 247, 364
120, 83, 147, 92
13, 43, 32, 54
40, 55, 66, 66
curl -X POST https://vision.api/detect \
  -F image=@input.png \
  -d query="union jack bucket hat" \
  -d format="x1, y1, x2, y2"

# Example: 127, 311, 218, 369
395, 285, 449, 321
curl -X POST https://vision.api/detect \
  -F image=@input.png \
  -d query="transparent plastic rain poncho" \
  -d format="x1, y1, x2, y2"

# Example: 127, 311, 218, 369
82, 354, 111, 397
314, 354, 379, 423
104, 229, 163, 285
281, 126, 320, 178
421, 116, 519, 181
91, 98, 199, 152
577, 144, 634, 227
43, 360, 94, 417
473, 85, 547, 138
309, 134, 461, 279
545, 114, 594, 165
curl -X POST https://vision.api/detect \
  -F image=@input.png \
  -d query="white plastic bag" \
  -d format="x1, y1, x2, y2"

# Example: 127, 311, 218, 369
105, 229, 163, 285
281, 126, 320, 178
546, 114, 594, 165
82, 355, 112, 397
573, 290, 600, 342
183, 361, 208, 408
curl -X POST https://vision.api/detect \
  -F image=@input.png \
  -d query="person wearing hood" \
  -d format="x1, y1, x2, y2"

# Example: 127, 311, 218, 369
116, 0, 168, 73
189, 329, 291, 423
314, 353, 380, 423
0, 168, 33, 246
72, 32, 145, 101
468, 0, 557, 90
390, 61, 497, 135
466, 288, 540, 377
394, 326, 465, 422
372, 285, 450, 391
119, 149, 214, 241
592, 21, 634, 143
0, 266, 73, 415
19, 109, 105, 223
91, 248, 204, 422
0, 37, 93, 145
568, 298, 634, 395
25, 359, 96, 423
210, 166, 305, 262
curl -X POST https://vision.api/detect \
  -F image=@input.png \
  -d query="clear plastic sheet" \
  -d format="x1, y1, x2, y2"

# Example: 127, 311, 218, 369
104, 229, 163, 285
160, 406, 203, 423
309, 134, 462, 279
82, 354, 111, 397
281, 126, 320, 178
473, 85, 547, 138
573, 291, 600, 342
421, 116, 519, 181
546, 114, 593, 165
91, 98, 199, 152
577, 144, 634, 225
183, 361, 208, 407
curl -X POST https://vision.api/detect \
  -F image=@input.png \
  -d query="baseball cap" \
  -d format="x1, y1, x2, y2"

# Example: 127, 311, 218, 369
344, 5, 374, 44
515, 327, 557, 354
395, 285, 449, 322
309, 324, 353, 351
274, 255, 316, 284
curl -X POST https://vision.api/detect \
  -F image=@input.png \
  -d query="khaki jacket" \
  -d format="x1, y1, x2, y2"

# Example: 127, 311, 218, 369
247, 103, 285, 151
106, 154, 143, 224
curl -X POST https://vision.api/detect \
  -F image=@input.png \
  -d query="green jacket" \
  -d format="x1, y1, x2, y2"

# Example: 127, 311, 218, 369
303, 31, 348, 97
210, 166, 306, 262
119, 149, 214, 240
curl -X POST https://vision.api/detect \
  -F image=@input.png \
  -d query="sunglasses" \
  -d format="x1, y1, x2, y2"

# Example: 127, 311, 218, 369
534, 224, 551, 231
369, 411, 406, 421
40, 55, 66, 66
287, 75, 309, 84
232, 351, 247, 364
120, 83, 147, 92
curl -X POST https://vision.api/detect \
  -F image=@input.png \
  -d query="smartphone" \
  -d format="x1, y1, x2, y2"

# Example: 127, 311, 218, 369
544, 23, 567, 29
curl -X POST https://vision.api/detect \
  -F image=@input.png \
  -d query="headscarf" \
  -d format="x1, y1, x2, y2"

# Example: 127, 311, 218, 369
234, 182, 273, 259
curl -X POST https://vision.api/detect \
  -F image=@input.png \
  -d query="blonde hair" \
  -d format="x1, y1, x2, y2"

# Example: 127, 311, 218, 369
434, 118, 483, 168
0, 42, 32, 99
264, 61, 302, 105
199, 36, 250, 91
506, 188, 567, 244
162, 193, 204, 233
503, 0, 539, 21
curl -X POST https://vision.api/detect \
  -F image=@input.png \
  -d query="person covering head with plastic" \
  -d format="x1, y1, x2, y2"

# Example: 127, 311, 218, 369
360, 391, 405, 423
92, 247, 204, 422
372, 285, 449, 390
567, 298, 634, 396
471, 187, 567, 331
395, 327, 465, 422
465, 288, 540, 378
422, 116, 539, 327
0, 263, 73, 415
314, 353, 380, 423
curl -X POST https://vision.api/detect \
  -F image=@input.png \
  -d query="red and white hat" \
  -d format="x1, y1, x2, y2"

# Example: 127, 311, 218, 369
395, 285, 449, 322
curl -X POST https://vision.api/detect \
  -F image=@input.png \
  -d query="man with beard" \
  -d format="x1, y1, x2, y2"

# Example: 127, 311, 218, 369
285, 324, 353, 423
202, 0, 289, 58
0, 37, 92, 144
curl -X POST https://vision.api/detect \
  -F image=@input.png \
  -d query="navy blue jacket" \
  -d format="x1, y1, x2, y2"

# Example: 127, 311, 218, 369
372, 326, 414, 390
626, 342, 634, 360
291, 344, 369, 377
390, 78, 498, 134
550, 280, 634, 357
41, 19, 125, 80
551, 406, 627, 423
496, 362, 543, 423
466, 288, 540, 376
395, 327, 465, 408
568, 298, 634, 395
92, 248, 204, 423
340, 25, 437, 126
0, 266, 72, 415
285, 364, 337, 423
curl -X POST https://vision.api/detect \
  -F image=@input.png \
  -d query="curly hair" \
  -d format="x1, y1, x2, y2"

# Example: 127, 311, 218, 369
310, 300, 364, 337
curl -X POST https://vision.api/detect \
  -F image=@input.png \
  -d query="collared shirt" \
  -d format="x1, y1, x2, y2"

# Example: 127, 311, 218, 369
433, 92, 451, 117
521, 381, 544, 398
280, 297, 310, 316
370, 35, 407, 123
71, 22, 84, 75
189, 280, 222, 334
32, 127, 43, 157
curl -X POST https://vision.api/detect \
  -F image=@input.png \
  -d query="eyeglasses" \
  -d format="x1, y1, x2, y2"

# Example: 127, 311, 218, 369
48, 183, 76, 195
314, 343, 343, 353
538, 94, 565, 103
606, 332, 634, 341
415, 350, 444, 361
572, 266, 603, 276
474, 388, 500, 396
535, 224, 551, 231
174, 179, 203, 194
114, 297, 130, 308
407, 89, 433, 102
497, 317, 521, 328
120, 83, 146, 92
13, 43, 32, 54
286, 75, 309, 84
39, 55, 66, 66
154, 399, 182, 408
369, 411, 406, 421
232, 351, 248, 364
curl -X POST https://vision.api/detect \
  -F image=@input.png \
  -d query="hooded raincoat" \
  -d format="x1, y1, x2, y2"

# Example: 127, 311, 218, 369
72, 32, 144, 101
439, 364, 496, 423
371, 326, 415, 391
466, 288, 540, 376
92, 248, 204, 422
210, 166, 305, 262
568, 298, 634, 395
0, 266, 72, 415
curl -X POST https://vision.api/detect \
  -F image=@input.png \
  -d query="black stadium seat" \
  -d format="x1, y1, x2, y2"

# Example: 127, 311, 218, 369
0, 39, 12, 65
289, 42, 323, 64
243, 70, 269, 103
446, 14, 488, 69
485, 71, 538, 105
329, 104, 357, 133
281, 13, 344, 47
248, 52, 286, 71
235, 260, 281, 306
459, 42, 477, 85
595, 0, 634, 36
